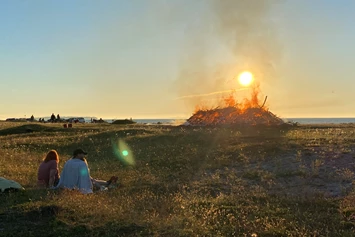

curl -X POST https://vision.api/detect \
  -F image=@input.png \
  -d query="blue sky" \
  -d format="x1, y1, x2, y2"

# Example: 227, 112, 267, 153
1, 0, 355, 119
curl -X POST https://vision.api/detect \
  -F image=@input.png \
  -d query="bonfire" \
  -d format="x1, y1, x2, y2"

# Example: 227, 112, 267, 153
186, 85, 284, 126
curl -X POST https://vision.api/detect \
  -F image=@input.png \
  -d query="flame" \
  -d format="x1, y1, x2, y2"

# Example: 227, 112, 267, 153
223, 95, 236, 107
187, 83, 283, 126
241, 84, 264, 111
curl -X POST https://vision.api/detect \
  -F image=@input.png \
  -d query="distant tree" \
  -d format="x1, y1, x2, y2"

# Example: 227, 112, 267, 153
30, 115, 34, 121
50, 113, 55, 122
57, 114, 61, 121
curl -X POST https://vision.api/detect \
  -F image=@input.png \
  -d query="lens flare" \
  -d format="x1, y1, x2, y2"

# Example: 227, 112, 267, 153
80, 168, 88, 176
112, 139, 135, 166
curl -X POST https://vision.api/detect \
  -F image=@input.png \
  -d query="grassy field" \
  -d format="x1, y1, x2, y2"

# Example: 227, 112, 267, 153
1, 121, 355, 236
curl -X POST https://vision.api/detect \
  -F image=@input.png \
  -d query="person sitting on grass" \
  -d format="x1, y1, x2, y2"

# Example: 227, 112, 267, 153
37, 150, 60, 188
54, 148, 118, 194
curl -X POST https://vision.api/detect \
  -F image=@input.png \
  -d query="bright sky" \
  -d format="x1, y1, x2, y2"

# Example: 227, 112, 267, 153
1, 0, 355, 119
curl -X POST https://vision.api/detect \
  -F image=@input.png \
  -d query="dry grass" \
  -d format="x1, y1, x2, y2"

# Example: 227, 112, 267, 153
1, 121, 355, 236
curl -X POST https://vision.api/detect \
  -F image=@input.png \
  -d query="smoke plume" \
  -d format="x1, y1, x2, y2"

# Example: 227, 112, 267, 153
175, 0, 282, 109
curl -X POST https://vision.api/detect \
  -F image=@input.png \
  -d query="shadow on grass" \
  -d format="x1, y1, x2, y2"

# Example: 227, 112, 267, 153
0, 124, 61, 136
0, 124, 104, 136
0, 204, 151, 237
0, 189, 151, 237
177, 123, 295, 136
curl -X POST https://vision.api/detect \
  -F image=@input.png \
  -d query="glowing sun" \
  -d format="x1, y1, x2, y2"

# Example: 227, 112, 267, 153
238, 71, 253, 87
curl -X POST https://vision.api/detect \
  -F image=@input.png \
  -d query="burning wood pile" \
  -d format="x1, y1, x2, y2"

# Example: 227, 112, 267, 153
185, 87, 285, 126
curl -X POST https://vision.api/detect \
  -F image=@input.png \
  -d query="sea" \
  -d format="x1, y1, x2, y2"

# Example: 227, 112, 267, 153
99, 118, 355, 125
283, 118, 355, 125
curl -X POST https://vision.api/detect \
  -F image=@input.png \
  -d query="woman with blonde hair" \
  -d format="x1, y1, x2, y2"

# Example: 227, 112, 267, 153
37, 150, 60, 188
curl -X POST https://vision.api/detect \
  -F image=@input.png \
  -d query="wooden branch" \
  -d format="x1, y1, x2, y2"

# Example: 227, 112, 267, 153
260, 96, 268, 108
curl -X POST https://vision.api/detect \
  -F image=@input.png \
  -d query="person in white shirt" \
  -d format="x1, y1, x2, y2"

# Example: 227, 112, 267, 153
54, 148, 118, 194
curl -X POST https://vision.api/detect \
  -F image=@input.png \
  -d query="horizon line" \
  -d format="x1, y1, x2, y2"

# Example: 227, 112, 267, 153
2, 116, 355, 121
